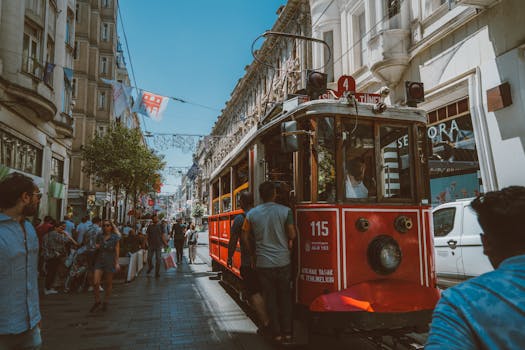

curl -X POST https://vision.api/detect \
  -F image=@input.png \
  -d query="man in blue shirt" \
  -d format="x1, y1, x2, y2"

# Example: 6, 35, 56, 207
242, 181, 296, 345
0, 172, 42, 349
426, 186, 525, 349
227, 192, 270, 335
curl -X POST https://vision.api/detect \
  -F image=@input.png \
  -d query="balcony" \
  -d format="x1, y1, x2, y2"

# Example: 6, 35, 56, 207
53, 112, 75, 138
455, 0, 499, 8
368, 28, 410, 87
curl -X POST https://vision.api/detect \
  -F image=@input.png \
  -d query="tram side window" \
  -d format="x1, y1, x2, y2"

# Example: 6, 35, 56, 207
317, 117, 336, 202
379, 125, 412, 199
212, 181, 220, 214
342, 121, 376, 200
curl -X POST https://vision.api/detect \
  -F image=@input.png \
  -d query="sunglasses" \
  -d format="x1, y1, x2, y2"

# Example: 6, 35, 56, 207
32, 192, 43, 199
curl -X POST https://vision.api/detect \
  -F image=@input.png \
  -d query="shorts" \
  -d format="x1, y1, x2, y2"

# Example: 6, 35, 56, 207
94, 254, 116, 273
85, 251, 97, 271
240, 265, 262, 297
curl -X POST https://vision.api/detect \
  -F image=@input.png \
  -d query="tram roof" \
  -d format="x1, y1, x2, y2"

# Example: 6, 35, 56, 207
210, 99, 427, 179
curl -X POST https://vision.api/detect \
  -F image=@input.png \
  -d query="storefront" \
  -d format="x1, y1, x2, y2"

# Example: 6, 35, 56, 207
426, 98, 482, 206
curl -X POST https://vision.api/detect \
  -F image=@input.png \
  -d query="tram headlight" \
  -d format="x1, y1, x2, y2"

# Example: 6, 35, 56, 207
367, 235, 402, 275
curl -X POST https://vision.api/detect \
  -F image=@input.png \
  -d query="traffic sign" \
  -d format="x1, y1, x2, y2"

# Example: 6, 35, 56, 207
337, 75, 356, 96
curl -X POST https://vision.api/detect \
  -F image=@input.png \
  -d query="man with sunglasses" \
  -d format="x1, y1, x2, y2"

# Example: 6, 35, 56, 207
0, 172, 42, 349
427, 186, 525, 349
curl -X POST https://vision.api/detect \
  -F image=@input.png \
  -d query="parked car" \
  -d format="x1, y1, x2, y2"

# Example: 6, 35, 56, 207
432, 198, 493, 288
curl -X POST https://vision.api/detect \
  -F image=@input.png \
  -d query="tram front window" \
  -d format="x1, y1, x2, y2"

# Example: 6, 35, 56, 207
379, 125, 412, 199
343, 121, 376, 200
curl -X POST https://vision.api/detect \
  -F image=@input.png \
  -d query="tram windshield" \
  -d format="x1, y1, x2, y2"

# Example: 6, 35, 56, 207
288, 115, 426, 204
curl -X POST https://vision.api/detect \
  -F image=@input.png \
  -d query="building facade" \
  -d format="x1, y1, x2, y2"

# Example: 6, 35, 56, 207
0, 0, 76, 220
68, 0, 119, 220
310, 0, 525, 205
195, 0, 312, 207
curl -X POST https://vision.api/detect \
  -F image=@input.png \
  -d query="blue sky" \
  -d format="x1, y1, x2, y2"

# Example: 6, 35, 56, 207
118, 1, 287, 193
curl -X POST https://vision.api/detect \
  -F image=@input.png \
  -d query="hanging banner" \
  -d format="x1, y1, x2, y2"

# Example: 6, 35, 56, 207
133, 90, 169, 121
63, 67, 73, 85
101, 78, 132, 117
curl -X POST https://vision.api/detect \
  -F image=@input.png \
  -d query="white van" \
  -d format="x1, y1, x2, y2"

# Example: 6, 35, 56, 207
432, 198, 493, 287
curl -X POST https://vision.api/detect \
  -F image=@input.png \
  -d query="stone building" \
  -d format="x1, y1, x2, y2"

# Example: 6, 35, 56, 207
310, 0, 525, 205
68, 0, 120, 220
0, 0, 77, 220
195, 0, 312, 207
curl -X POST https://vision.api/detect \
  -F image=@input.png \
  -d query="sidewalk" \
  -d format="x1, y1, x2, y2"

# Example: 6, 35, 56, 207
39, 244, 273, 350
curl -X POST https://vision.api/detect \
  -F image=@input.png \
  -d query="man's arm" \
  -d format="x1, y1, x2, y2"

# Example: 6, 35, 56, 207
241, 217, 256, 267
426, 294, 478, 350
227, 216, 242, 266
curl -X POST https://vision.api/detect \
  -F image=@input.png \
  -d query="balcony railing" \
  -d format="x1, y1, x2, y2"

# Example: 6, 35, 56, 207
22, 56, 44, 79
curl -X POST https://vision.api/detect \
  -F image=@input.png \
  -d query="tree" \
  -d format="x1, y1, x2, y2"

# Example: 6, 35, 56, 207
81, 123, 164, 220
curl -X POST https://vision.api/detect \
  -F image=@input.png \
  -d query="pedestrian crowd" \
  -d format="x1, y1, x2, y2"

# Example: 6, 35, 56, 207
0, 171, 200, 350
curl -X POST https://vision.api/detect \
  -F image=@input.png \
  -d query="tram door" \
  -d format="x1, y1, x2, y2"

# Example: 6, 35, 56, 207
263, 133, 294, 205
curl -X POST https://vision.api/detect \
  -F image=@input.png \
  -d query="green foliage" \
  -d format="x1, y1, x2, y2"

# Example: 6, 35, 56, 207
81, 123, 165, 202
191, 203, 205, 218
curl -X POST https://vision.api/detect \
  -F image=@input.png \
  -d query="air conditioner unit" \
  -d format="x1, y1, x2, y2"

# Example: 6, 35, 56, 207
455, 0, 499, 8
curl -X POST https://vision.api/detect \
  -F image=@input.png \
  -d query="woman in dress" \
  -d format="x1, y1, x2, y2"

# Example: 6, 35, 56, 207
42, 221, 78, 294
90, 220, 121, 312
186, 223, 198, 264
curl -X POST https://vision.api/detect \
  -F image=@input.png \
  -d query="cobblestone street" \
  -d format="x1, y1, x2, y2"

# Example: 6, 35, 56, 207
39, 245, 272, 350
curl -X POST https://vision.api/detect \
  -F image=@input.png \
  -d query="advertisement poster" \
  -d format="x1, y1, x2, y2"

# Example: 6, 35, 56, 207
430, 173, 480, 206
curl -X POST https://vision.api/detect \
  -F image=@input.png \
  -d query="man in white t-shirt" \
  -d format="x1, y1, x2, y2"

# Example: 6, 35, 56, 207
345, 157, 368, 199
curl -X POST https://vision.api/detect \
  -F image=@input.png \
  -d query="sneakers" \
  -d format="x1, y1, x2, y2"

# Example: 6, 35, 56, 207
88, 285, 104, 292
44, 288, 58, 295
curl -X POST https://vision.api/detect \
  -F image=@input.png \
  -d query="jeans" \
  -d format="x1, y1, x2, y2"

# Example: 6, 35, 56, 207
257, 264, 292, 336
45, 257, 61, 290
174, 240, 184, 263
147, 247, 162, 275
0, 326, 41, 350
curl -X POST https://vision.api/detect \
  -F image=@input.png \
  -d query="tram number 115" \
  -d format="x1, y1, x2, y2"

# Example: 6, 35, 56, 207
310, 221, 329, 237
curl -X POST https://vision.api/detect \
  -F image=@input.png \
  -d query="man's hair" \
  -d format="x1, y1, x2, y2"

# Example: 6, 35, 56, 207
43, 215, 53, 222
347, 157, 365, 181
81, 216, 88, 223
55, 221, 66, 228
92, 217, 101, 224
239, 192, 254, 210
0, 172, 36, 209
471, 186, 525, 247
259, 181, 276, 202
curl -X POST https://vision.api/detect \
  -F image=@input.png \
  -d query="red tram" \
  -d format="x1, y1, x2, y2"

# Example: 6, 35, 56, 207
207, 89, 439, 333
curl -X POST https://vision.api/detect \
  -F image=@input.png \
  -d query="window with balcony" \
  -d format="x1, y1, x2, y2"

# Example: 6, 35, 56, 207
25, 0, 44, 19
98, 91, 106, 110
22, 23, 43, 77
72, 78, 77, 99
102, 0, 111, 8
100, 57, 108, 74
47, 2, 57, 38
353, 10, 366, 70
75, 3, 80, 23
423, 0, 447, 19
45, 37, 55, 85
62, 77, 72, 114
101, 23, 110, 41
386, 0, 401, 29
51, 157, 64, 183
73, 41, 79, 59
65, 10, 74, 47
